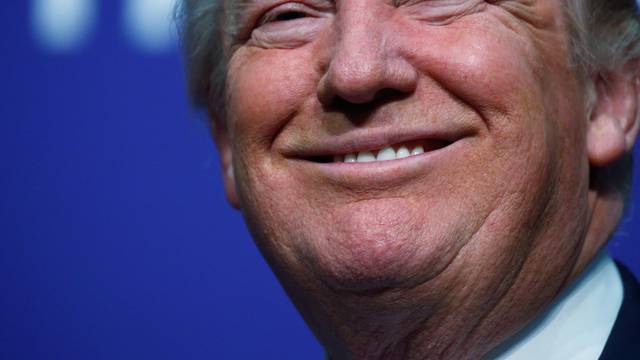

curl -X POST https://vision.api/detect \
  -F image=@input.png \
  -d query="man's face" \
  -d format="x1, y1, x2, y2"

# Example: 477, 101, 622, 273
222, 0, 591, 350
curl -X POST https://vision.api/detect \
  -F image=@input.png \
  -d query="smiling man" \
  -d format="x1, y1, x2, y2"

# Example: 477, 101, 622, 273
177, 0, 640, 358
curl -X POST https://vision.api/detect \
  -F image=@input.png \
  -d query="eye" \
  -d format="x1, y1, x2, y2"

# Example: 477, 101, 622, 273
258, 3, 313, 26
247, 2, 330, 48
271, 11, 308, 22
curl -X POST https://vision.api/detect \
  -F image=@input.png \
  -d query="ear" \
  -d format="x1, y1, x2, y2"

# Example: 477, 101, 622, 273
587, 62, 640, 167
210, 112, 240, 209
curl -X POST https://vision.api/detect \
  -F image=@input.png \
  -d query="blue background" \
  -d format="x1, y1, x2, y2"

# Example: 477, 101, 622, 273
1, 2, 638, 359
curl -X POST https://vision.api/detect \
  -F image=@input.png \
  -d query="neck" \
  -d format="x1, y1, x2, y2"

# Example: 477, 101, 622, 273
315, 261, 542, 360
312, 191, 622, 360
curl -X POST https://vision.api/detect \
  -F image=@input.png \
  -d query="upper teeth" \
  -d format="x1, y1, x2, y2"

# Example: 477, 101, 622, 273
336, 145, 425, 163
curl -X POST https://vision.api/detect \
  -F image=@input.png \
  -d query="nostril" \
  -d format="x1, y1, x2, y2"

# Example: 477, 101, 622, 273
317, 71, 382, 106
317, 51, 418, 108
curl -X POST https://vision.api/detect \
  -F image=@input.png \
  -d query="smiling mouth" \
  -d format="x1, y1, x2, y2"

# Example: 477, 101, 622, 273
306, 139, 453, 164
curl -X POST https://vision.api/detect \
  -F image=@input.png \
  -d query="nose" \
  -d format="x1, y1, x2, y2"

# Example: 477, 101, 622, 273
317, 11, 418, 106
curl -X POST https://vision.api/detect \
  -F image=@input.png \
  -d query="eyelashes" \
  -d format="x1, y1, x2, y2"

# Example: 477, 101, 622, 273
257, 3, 315, 27
245, 0, 483, 47
264, 10, 308, 23
247, 2, 330, 48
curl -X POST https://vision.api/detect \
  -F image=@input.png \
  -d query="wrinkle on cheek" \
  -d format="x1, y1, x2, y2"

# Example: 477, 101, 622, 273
426, 25, 538, 123
477, 3, 570, 101
487, 0, 575, 141
226, 46, 321, 156
489, 0, 548, 28
488, 0, 568, 61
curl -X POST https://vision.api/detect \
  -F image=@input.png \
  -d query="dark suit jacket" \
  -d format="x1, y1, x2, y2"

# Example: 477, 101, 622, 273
600, 262, 640, 359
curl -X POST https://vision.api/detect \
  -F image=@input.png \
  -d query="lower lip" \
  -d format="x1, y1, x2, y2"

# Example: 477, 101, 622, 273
299, 139, 469, 186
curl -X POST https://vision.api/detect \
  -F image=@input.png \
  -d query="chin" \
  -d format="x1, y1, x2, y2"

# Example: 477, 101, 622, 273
290, 197, 471, 293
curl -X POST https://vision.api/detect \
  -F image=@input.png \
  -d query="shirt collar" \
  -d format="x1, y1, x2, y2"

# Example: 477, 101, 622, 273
486, 251, 624, 360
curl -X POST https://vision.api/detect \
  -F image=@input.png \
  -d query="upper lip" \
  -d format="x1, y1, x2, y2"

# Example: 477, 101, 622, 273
280, 125, 476, 159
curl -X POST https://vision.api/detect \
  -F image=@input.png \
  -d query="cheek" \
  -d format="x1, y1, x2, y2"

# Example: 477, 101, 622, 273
397, 15, 584, 215
226, 47, 320, 152
402, 20, 547, 135
400, 15, 578, 181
